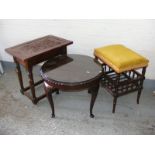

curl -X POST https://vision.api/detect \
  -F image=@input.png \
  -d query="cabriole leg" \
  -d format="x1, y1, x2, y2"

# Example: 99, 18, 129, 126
44, 83, 55, 118
89, 83, 99, 118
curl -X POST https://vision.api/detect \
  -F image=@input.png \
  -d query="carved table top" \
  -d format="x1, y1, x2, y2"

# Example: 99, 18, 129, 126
5, 35, 73, 62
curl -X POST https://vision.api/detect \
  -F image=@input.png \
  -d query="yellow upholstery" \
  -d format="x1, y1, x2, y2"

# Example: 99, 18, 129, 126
94, 44, 149, 73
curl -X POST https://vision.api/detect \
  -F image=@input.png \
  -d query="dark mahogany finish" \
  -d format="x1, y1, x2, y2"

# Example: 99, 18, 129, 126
94, 56, 147, 113
40, 54, 103, 118
5, 35, 73, 104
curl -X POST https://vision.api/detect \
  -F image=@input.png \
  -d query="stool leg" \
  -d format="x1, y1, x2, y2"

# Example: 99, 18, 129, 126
137, 67, 146, 104
112, 97, 117, 113
137, 90, 142, 104
112, 73, 119, 113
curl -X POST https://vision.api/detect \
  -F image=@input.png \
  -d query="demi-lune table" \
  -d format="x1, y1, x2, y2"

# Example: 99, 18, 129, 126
5, 35, 73, 104
40, 54, 103, 118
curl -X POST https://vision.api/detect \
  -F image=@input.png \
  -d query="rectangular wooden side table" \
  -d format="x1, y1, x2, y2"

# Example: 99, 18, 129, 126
5, 35, 73, 104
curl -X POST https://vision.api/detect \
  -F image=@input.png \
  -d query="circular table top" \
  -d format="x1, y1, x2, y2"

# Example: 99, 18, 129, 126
41, 54, 103, 87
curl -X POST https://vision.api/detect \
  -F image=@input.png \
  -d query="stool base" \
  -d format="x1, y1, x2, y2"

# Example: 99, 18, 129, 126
96, 58, 146, 113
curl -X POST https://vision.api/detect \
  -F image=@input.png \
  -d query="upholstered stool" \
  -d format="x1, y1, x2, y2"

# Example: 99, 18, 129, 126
94, 44, 149, 113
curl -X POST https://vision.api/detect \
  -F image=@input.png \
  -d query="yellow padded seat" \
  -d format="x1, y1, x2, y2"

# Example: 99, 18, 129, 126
94, 44, 149, 73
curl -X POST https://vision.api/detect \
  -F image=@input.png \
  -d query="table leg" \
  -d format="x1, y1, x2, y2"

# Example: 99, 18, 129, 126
89, 83, 99, 118
14, 58, 24, 94
0, 62, 4, 74
44, 84, 55, 118
27, 67, 37, 104
56, 89, 59, 94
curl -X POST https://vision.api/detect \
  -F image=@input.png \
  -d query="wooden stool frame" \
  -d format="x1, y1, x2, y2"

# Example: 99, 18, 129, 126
94, 56, 147, 113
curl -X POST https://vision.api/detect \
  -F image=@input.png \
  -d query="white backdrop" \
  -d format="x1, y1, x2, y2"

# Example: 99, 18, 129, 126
0, 19, 154, 79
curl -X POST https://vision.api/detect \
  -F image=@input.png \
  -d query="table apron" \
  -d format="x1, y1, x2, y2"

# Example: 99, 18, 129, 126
26, 47, 67, 67
44, 79, 100, 91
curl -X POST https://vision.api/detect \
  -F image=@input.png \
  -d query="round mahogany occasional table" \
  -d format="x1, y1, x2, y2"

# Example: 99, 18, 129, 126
40, 54, 103, 118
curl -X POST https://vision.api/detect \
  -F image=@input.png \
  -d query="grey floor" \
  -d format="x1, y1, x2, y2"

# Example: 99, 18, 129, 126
0, 64, 155, 135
